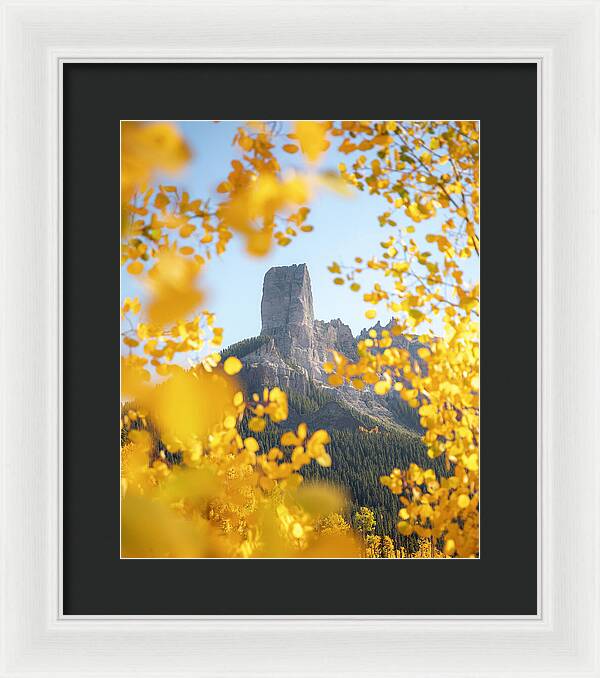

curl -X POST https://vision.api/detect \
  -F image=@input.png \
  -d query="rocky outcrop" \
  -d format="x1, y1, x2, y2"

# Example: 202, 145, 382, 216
256, 263, 358, 382
259, 264, 317, 373
229, 264, 423, 432
261, 263, 314, 333
313, 318, 358, 363
356, 319, 426, 362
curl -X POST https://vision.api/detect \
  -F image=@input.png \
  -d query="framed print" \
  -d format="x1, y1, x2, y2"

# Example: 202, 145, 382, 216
1, 1, 599, 676
63, 63, 536, 616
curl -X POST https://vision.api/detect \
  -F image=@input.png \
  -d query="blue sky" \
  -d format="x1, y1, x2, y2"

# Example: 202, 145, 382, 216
122, 121, 478, 351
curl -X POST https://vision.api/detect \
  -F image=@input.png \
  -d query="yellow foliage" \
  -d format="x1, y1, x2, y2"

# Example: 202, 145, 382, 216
121, 121, 191, 207
323, 120, 480, 557
146, 251, 203, 327
223, 356, 243, 376
293, 121, 330, 163
120, 119, 479, 558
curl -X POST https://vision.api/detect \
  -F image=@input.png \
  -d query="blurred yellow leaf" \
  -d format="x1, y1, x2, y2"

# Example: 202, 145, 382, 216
294, 121, 330, 163
146, 252, 203, 327
223, 356, 243, 376
127, 260, 144, 275
457, 494, 470, 509
121, 122, 190, 205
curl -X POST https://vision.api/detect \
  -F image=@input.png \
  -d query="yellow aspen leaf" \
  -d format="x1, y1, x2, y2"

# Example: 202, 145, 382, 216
374, 381, 391, 396
397, 521, 412, 536
121, 122, 190, 204
249, 417, 266, 432
146, 252, 203, 327
373, 134, 392, 146
297, 423, 308, 440
365, 309, 377, 319
333, 277, 344, 285
363, 371, 378, 385
127, 260, 144, 275
267, 447, 283, 461
444, 539, 456, 556
179, 224, 196, 238
316, 452, 332, 468
327, 373, 343, 387
223, 356, 243, 376
154, 193, 169, 210
465, 454, 478, 471
127, 297, 141, 315
294, 121, 330, 163
322, 362, 334, 374
259, 476, 275, 492
457, 494, 470, 509
282, 144, 299, 154
408, 309, 425, 322
244, 437, 259, 454
310, 429, 331, 445
281, 431, 301, 447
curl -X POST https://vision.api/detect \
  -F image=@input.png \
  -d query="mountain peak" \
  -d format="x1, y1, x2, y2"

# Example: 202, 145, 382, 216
222, 264, 423, 433
260, 263, 314, 333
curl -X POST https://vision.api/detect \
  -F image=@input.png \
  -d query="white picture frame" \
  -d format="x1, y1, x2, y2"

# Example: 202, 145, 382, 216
1, 0, 598, 675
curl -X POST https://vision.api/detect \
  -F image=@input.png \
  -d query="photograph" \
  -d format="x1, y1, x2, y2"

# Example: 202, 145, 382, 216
5, 0, 600, 671
120, 119, 480, 559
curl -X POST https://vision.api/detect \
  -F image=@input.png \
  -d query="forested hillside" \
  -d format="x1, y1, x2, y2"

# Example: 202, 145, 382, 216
236, 380, 447, 551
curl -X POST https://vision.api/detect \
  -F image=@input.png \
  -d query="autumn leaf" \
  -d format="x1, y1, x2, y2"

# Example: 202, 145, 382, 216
146, 251, 203, 327
293, 121, 330, 163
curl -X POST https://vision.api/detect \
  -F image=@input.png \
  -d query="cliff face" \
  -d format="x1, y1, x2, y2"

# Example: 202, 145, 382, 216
258, 264, 357, 378
261, 263, 314, 334
259, 264, 317, 373
230, 263, 422, 432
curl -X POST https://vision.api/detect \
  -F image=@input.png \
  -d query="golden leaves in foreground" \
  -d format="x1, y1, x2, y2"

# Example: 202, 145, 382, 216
325, 315, 480, 556
217, 173, 310, 256
321, 120, 480, 556
223, 356, 243, 375
120, 120, 479, 558
121, 122, 190, 206
122, 495, 221, 558
120, 364, 362, 558
146, 251, 203, 327
148, 366, 237, 452
292, 121, 330, 163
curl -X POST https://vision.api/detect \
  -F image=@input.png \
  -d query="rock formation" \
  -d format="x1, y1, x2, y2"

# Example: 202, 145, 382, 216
224, 263, 424, 432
